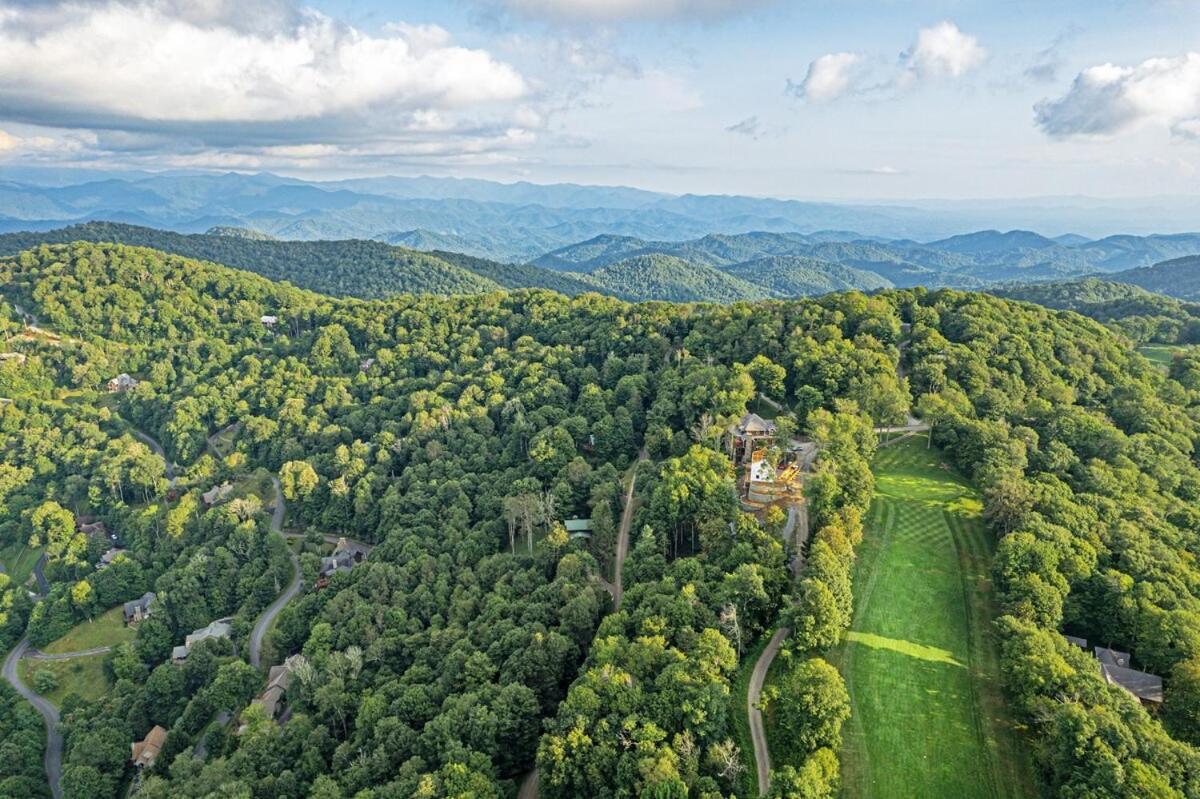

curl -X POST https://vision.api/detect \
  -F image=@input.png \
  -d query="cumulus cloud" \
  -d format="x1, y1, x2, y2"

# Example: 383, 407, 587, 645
901, 21, 987, 82
492, 0, 772, 23
792, 52, 865, 102
0, 3, 526, 128
1035, 53, 1200, 138
0, 0, 542, 169
790, 22, 985, 104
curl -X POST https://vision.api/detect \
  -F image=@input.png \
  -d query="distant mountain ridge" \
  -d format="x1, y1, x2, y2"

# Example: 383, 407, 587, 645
1107, 255, 1200, 300
534, 229, 1200, 289
4, 169, 1200, 263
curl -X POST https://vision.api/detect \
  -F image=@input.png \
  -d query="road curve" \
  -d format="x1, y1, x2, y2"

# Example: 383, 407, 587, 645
132, 429, 176, 486
3, 637, 63, 799
611, 449, 648, 611
248, 477, 298, 669
32, 552, 49, 597
749, 627, 790, 796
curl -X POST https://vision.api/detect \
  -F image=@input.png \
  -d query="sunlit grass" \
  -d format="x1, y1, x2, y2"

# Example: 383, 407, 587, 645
827, 435, 1036, 799
844, 631, 965, 668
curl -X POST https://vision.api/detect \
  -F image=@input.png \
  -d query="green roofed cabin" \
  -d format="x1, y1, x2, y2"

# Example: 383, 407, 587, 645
564, 518, 594, 539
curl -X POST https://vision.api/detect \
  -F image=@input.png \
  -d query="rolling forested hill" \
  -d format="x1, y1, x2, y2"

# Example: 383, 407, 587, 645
2, 240, 1200, 799
994, 277, 1200, 344
723, 255, 892, 295
1109, 255, 1200, 300
578, 253, 772, 302
0, 221, 502, 298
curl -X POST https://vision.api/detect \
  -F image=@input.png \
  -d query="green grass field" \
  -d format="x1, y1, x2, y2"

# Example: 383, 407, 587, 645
41, 605, 135, 654
20, 653, 111, 706
1137, 344, 1188, 369
0, 542, 43, 588
828, 435, 1036, 799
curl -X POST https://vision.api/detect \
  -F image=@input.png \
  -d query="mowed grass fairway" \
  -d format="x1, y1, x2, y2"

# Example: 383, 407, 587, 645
829, 435, 1036, 799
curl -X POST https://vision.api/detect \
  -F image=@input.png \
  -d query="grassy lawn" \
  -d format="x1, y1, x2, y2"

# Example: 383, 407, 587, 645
41, 605, 135, 654
1137, 344, 1188, 369
20, 652, 111, 706
0, 542, 43, 587
209, 423, 240, 457
827, 435, 1036, 799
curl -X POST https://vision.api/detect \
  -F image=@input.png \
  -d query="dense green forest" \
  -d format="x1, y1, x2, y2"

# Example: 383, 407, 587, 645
578, 254, 773, 303
2, 240, 1200, 799
0, 223, 504, 299
995, 278, 1200, 344
1109, 255, 1200, 302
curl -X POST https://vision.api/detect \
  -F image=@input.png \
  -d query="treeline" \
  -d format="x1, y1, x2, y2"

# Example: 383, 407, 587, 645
0, 683, 49, 798
907, 289, 1200, 795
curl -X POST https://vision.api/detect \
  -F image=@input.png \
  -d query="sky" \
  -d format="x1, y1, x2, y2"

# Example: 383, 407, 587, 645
0, 0, 1199, 200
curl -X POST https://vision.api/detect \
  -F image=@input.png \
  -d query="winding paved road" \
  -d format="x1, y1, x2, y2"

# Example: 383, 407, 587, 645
32, 552, 49, 597
132, 429, 176, 487
248, 477, 298, 669
3, 637, 63, 799
749, 627, 790, 796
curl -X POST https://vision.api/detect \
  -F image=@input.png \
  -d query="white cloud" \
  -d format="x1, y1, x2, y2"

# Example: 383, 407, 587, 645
1035, 53, 1200, 138
0, 2, 527, 128
643, 70, 704, 112
0, 129, 18, 153
901, 21, 987, 81
795, 52, 864, 102
494, 0, 771, 23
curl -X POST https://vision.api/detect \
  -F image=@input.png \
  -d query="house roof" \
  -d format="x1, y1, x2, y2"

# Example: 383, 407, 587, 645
1095, 646, 1132, 668
564, 518, 594, 533
171, 645, 190, 661
1063, 635, 1088, 650
734, 412, 777, 436
1100, 662, 1164, 703
123, 592, 155, 619
185, 619, 232, 648
131, 725, 168, 767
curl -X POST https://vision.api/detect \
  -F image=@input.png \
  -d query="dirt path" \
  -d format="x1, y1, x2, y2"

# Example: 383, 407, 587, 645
611, 449, 648, 611
517, 768, 539, 799
749, 627, 790, 795
3, 637, 62, 799
248, 477, 298, 669
24, 646, 111, 661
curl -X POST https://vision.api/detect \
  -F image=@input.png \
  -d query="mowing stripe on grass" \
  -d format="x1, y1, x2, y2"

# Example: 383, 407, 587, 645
829, 435, 1036, 799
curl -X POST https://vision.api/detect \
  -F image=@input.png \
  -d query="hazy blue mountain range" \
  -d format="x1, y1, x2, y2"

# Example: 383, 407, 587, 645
4, 169, 1200, 264
1106, 255, 1200, 301
534, 230, 1200, 288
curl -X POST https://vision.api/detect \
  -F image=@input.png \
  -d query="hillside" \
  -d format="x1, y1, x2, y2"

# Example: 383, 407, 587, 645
723, 255, 891, 295
0, 222, 503, 298
427, 249, 596, 296
1, 240, 1199, 799
580, 253, 771, 302
1109, 255, 1200, 300
993, 277, 1200, 344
